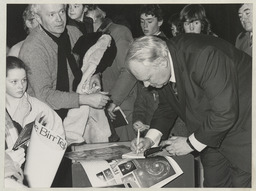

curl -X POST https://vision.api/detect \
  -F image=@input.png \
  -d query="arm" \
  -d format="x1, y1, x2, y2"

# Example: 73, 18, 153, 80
109, 27, 137, 106
192, 48, 239, 147
19, 43, 80, 110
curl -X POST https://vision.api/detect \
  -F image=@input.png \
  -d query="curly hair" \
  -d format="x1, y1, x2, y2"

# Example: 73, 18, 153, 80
139, 4, 163, 21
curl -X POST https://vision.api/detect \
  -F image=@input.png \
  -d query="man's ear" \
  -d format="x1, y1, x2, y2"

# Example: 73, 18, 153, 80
158, 19, 163, 27
152, 57, 168, 68
34, 14, 42, 25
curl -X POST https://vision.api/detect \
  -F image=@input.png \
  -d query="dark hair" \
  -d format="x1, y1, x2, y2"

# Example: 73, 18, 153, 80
180, 4, 213, 35
167, 13, 181, 36
139, 4, 163, 21
6, 56, 28, 77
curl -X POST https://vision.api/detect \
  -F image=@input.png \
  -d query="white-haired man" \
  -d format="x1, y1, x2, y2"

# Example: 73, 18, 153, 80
127, 35, 251, 187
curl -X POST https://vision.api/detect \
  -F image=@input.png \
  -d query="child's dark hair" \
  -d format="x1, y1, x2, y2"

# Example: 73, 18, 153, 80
180, 4, 213, 35
139, 4, 163, 21
6, 56, 28, 77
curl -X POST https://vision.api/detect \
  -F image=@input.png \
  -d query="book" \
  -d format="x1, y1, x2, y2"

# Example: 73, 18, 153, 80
12, 121, 34, 150
12, 115, 45, 150
65, 145, 132, 161
110, 106, 128, 128
79, 156, 183, 188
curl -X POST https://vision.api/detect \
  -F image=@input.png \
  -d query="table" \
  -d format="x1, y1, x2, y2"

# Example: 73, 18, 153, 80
70, 142, 195, 187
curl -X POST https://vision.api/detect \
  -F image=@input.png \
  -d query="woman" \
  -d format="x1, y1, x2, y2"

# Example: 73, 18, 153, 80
5, 56, 64, 171
179, 4, 217, 36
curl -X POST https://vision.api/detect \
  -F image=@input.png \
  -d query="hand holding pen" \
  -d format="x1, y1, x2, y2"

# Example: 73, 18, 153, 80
130, 136, 153, 154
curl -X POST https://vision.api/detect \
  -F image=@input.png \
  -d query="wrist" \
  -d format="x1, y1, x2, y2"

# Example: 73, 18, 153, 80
186, 137, 196, 151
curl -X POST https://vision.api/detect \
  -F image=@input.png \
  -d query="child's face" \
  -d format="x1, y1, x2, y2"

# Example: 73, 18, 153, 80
6, 68, 27, 99
68, 4, 84, 21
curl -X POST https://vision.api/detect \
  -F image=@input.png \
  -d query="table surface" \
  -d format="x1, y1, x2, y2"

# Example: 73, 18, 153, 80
70, 142, 195, 188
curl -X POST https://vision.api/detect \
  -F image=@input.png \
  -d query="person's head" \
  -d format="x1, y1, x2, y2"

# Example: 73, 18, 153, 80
86, 5, 106, 32
31, 4, 67, 37
180, 4, 211, 34
23, 5, 39, 34
238, 3, 253, 32
139, 5, 164, 36
127, 36, 171, 88
67, 4, 88, 22
167, 13, 180, 37
6, 56, 28, 99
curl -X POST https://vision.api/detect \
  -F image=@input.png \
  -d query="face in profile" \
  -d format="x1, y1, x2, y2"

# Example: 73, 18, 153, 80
36, 4, 66, 37
238, 3, 253, 32
183, 20, 202, 34
68, 4, 85, 21
171, 24, 178, 37
6, 68, 27, 99
140, 13, 162, 36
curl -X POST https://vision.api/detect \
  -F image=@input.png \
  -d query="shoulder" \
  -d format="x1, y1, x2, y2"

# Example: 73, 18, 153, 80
108, 23, 133, 41
67, 25, 82, 40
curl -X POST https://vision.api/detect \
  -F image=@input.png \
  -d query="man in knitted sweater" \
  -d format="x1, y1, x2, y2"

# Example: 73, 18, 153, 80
19, 4, 110, 120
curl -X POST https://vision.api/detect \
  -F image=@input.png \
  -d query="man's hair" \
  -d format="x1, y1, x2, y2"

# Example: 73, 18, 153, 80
31, 4, 67, 15
180, 4, 213, 35
126, 36, 168, 69
139, 4, 163, 21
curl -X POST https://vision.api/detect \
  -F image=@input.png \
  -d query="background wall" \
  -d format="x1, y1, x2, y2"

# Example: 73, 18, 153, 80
7, 4, 243, 48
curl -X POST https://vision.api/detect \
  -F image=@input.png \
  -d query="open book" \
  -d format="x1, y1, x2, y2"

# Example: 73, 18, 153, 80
12, 116, 45, 150
79, 156, 183, 188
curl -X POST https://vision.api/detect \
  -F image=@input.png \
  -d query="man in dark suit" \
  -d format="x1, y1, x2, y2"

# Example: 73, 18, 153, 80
128, 35, 251, 187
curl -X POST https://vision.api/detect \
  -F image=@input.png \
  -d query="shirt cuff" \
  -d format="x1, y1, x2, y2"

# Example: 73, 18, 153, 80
145, 129, 163, 147
189, 133, 207, 152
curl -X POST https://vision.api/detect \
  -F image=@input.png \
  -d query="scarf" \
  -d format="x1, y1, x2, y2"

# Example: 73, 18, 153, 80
42, 26, 82, 120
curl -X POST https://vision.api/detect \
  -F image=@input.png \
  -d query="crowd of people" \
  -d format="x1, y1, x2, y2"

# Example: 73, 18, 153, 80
5, 3, 252, 188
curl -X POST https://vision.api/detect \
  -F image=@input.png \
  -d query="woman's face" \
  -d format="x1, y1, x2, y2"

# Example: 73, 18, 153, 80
183, 20, 202, 34
6, 68, 27, 99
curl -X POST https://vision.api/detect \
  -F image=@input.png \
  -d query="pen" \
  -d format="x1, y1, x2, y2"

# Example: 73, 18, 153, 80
136, 130, 140, 154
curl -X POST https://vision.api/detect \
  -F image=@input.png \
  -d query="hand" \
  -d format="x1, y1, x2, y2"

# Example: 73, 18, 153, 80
79, 92, 110, 108
160, 136, 194, 156
6, 148, 25, 167
133, 121, 150, 132
130, 137, 153, 154
107, 102, 117, 120
89, 73, 101, 90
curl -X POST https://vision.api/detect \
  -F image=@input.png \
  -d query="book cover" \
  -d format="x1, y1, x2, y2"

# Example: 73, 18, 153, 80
111, 106, 128, 128
79, 156, 183, 188
12, 121, 34, 150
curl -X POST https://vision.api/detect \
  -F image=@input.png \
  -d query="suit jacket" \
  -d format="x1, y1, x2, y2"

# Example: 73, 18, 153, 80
151, 33, 251, 173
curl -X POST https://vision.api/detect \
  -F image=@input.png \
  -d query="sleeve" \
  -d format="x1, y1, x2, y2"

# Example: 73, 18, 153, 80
19, 41, 79, 110
193, 47, 239, 147
109, 27, 137, 105
150, 89, 178, 140
132, 83, 147, 124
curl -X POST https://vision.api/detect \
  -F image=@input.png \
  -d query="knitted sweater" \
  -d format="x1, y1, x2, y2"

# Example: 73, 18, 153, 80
19, 25, 82, 110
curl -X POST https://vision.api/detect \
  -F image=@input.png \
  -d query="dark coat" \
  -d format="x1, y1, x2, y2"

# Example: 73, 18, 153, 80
151, 33, 252, 173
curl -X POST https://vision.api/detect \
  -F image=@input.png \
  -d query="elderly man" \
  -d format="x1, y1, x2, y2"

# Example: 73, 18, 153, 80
127, 35, 251, 187
235, 3, 252, 56
19, 4, 110, 120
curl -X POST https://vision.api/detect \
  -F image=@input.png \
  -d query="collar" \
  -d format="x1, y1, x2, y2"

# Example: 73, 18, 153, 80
168, 52, 176, 83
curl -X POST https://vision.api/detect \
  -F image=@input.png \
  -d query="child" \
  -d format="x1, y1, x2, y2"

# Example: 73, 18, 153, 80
67, 4, 93, 34
5, 56, 64, 173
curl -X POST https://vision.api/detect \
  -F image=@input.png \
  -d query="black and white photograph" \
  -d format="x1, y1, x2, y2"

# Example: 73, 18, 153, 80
1, 1, 254, 189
